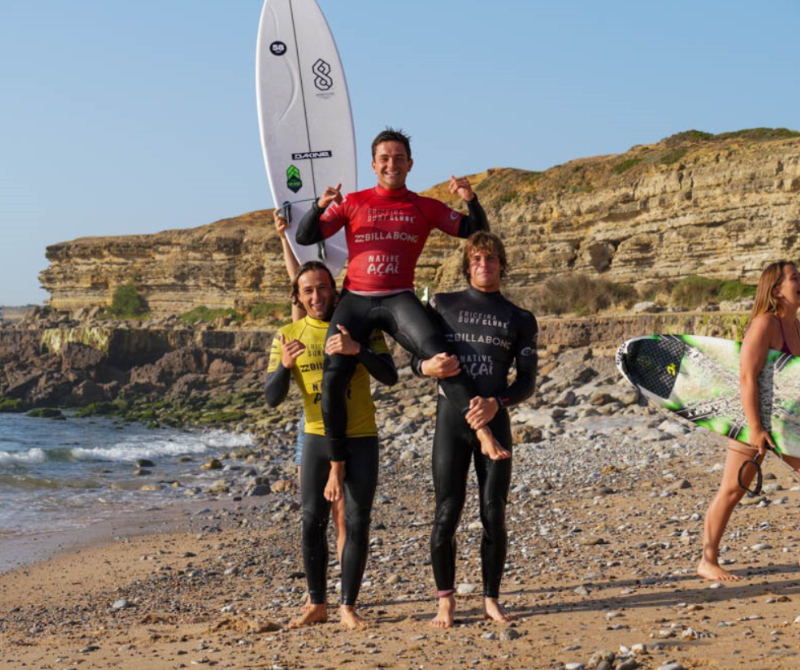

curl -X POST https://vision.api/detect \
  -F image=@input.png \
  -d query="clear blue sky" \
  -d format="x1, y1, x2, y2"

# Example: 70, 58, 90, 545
1, 0, 798, 305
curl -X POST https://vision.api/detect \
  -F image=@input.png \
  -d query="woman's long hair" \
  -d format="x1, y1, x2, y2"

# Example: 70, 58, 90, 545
750, 260, 796, 322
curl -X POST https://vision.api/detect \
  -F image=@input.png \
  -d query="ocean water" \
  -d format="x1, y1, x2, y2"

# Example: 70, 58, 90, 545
0, 413, 254, 543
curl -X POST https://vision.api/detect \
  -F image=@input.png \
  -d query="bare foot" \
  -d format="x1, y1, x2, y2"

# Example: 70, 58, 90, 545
484, 597, 517, 623
477, 428, 511, 461
340, 605, 368, 630
697, 558, 740, 582
430, 594, 456, 628
301, 593, 312, 612
287, 603, 327, 628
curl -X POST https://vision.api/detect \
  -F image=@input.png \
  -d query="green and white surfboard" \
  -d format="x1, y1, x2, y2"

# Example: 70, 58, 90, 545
616, 334, 800, 457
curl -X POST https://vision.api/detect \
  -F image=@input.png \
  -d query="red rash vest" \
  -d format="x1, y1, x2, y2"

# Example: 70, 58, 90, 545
316, 186, 463, 292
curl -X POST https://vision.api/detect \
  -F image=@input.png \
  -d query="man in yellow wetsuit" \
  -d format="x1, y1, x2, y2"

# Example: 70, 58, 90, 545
265, 260, 397, 629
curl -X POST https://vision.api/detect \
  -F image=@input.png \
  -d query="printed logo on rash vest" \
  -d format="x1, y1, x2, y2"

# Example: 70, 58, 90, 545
456, 310, 509, 330
445, 332, 512, 350
296, 342, 324, 373
354, 230, 420, 244
367, 208, 417, 224
286, 165, 302, 193
366, 254, 400, 276
458, 354, 495, 378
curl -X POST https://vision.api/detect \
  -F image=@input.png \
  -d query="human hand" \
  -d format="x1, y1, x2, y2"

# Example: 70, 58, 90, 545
280, 333, 306, 368
324, 461, 345, 502
449, 175, 474, 202
465, 396, 499, 430
318, 183, 343, 209
749, 426, 775, 459
273, 210, 289, 239
325, 325, 361, 356
421, 352, 460, 379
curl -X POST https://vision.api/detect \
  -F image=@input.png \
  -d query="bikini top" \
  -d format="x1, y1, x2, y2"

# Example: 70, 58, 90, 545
773, 315, 797, 356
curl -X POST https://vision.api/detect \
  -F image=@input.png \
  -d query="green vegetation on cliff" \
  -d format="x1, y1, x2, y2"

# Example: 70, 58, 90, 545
107, 280, 149, 319
671, 276, 756, 309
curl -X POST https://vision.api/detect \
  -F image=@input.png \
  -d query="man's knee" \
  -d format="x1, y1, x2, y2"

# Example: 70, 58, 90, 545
344, 507, 372, 547
302, 509, 328, 546
433, 498, 464, 539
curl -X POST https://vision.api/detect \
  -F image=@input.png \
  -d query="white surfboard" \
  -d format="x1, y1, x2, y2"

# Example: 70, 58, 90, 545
256, 0, 354, 276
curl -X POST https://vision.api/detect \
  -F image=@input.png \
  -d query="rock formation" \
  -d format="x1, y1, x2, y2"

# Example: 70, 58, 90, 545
40, 129, 800, 314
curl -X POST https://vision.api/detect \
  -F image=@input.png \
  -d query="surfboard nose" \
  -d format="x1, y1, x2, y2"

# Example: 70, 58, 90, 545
615, 342, 633, 384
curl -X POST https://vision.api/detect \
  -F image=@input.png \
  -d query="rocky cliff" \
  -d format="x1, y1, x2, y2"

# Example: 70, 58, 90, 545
40, 129, 800, 314
40, 210, 281, 314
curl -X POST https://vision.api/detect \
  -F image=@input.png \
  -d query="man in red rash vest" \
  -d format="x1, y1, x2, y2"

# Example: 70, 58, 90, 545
296, 128, 509, 488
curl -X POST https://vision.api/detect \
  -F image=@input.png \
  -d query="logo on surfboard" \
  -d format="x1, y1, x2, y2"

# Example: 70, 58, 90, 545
269, 41, 287, 56
286, 165, 302, 193
291, 150, 332, 160
312, 59, 333, 91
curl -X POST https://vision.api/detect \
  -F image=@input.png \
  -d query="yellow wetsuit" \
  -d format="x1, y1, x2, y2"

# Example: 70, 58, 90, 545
266, 316, 388, 437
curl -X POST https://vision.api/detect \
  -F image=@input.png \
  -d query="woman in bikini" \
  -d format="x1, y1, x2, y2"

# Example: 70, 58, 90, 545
698, 260, 800, 581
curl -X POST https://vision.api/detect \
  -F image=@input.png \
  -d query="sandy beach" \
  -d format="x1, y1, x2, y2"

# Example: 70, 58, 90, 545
4, 356, 800, 669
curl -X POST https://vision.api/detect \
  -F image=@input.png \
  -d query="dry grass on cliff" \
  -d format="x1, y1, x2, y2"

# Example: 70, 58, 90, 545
669, 275, 756, 309
528, 274, 637, 316
525, 274, 758, 317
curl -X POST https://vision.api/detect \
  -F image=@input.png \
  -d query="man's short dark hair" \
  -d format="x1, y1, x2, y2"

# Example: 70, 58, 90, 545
462, 231, 508, 281
290, 261, 336, 306
371, 127, 412, 159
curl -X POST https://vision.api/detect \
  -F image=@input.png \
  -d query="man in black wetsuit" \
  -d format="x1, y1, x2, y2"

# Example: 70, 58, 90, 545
414, 231, 538, 628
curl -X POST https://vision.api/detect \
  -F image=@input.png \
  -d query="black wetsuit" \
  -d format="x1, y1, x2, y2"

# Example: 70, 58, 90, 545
264, 321, 397, 606
298, 433, 379, 606
415, 287, 538, 599
296, 191, 490, 461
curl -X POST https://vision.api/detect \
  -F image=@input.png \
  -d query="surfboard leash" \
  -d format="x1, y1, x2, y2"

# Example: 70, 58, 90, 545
738, 446, 800, 497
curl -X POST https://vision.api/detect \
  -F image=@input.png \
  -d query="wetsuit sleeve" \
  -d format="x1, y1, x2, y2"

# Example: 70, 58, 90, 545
264, 333, 292, 406
296, 200, 347, 245
264, 364, 292, 407
457, 196, 490, 238
498, 311, 538, 408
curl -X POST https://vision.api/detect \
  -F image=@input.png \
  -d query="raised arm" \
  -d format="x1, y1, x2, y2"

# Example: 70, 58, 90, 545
273, 210, 305, 322
296, 184, 343, 246
449, 175, 490, 238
